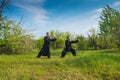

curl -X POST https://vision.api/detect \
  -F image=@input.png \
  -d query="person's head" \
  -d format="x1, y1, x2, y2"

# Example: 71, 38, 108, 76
66, 35, 70, 40
46, 32, 50, 37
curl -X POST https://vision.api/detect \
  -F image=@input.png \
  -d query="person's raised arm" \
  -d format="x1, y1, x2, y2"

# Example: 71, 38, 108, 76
50, 35, 57, 41
71, 39, 80, 43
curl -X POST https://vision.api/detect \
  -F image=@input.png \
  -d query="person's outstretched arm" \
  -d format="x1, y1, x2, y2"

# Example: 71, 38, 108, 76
50, 38, 56, 41
50, 35, 57, 41
71, 40, 79, 43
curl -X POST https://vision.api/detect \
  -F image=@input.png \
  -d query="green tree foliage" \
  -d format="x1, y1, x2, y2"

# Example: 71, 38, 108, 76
35, 30, 73, 50
111, 12, 120, 49
35, 36, 44, 49
0, 18, 35, 54
88, 28, 99, 50
76, 35, 88, 50
99, 5, 120, 49
0, 0, 10, 18
35, 5, 120, 51
51, 30, 72, 49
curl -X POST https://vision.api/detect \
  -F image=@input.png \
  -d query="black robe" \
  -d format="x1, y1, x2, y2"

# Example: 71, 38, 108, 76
65, 39, 79, 51
37, 36, 56, 58
61, 39, 79, 58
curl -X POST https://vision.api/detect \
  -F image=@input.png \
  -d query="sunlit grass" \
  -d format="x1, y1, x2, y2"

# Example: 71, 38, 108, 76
0, 50, 120, 80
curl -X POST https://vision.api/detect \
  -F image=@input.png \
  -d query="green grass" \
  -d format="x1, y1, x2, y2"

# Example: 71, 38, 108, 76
0, 50, 120, 80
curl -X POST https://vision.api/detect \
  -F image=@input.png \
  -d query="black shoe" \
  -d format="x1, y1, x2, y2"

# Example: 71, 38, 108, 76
47, 56, 50, 58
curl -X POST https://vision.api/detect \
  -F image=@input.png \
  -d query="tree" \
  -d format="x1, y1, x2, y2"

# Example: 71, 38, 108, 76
0, 0, 11, 52
36, 30, 73, 50
99, 5, 120, 49
88, 28, 99, 50
50, 30, 72, 49
111, 12, 120, 49
0, 0, 10, 28
0, 18, 14, 52
0, 18, 35, 54
35, 36, 44, 49
0, 0, 10, 18
76, 35, 88, 50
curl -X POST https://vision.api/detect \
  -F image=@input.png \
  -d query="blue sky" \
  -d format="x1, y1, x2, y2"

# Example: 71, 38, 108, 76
5, 0, 120, 38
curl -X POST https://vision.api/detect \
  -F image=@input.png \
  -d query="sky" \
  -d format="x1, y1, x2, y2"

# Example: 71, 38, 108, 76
4, 0, 120, 38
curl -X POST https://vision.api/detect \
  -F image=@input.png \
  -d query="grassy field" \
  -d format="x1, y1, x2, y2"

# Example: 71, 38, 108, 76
0, 50, 120, 80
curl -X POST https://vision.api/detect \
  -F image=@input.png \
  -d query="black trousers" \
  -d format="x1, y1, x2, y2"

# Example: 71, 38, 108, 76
36, 48, 50, 58
61, 48, 76, 58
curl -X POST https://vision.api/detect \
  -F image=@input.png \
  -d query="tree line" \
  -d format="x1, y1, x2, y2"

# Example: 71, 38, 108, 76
36, 5, 120, 51
0, 2, 120, 54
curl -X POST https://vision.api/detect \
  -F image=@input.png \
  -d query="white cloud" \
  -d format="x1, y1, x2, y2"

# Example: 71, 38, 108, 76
11, 0, 50, 38
90, 8, 103, 15
13, 0, 48, 25
27, 7, 101, 38
113, 1, 120, 7
12, 0, 102, 38
94, 8, 103, 13
49, 11, 100, 37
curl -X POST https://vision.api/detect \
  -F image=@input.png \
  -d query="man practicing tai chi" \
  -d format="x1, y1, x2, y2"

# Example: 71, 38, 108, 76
61, 35, 79, 58
36, 32, 57, 58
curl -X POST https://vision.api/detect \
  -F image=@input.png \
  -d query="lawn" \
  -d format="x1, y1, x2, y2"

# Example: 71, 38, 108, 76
0, 50, 120, 80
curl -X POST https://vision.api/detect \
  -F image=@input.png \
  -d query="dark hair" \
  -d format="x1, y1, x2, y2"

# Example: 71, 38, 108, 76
67, 35, 70, 39
46, 32, 49, 34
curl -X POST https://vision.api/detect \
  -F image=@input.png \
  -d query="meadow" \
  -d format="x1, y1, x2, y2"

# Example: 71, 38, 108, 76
0, 50, 120, 80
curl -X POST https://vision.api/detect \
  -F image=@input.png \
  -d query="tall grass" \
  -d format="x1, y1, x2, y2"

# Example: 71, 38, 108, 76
0, 50, 120, 80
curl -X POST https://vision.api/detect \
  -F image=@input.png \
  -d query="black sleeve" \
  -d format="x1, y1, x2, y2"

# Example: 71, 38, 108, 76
50, 38, 57, 41
71, 40, 79, 43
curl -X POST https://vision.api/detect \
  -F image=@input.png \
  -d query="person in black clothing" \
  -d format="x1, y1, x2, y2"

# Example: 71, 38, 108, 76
36, 32, 57, 58
61, 35, 79, 58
